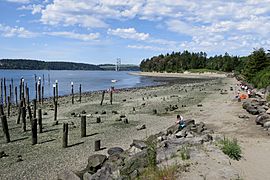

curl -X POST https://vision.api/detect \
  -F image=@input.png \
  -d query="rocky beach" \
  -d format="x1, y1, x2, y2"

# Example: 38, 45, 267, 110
0, 72, 270, 180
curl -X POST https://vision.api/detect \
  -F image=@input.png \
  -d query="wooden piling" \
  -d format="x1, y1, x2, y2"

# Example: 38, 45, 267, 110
95, 140, 101, 151
22, 106, 26, 132
38, 109, 42, 133
110, 88, 113, 105
96, 117, 101, 123
33, 99, 37, 118
9, 84, 12, 104
11, 78, 13, 102
56, 80, 58, 101
4, 78, 7, 106
79, 84, 81, 103
25, 87, 29, 106
63, 123, 68, 148
16, 100, 23, 124
100, 91, 105, 105
0, 104, 4, 116
54, 101, 57, 121
38, 81, 41, 103
7, 96, 10, 117
53, 85, 56, 103
81, 115, 86, 137
71, 82, 74, 104
41, 86, 44, 104
35, 81, 37, 100
0, 79, 3, 104
1, 115, 10, 143
15, 86, 18, 106
27, 105, 32, 121
31, 118, 37, 145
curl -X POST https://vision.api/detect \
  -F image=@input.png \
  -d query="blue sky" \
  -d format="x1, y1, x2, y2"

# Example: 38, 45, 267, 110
0, 0, 270, 65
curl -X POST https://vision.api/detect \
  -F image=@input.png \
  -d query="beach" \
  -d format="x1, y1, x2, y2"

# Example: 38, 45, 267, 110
0, 72, 269, 179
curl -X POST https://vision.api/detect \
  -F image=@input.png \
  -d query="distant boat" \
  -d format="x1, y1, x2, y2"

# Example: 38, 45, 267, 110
111, 79, 117, 83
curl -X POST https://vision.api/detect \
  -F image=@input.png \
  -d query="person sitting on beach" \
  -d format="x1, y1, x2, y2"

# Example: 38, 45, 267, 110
176, 114, 185, 130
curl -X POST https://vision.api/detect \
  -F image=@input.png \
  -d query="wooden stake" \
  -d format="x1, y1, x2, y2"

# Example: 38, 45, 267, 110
0, 104, 4, 116
100, 91, 105, 105
71, 82, 74, 104
38, 108, 42, 133
1, 115, 10, 143
56, 81, 58, 101
96, 117, 101, 123
27, 105, 32, 121
4, 78, 7, 106
53, 85, 56, 103
16, 100, 23, 124
33, 99, 37, 118
110, 88, 113, 105
38, 80, 41, 103
0, 79, 3, 105
42, 86, 44, 104
35, 81, 37, 100
22, 106, 26, 132
79, 84, 81, 103
7, 96, 10, 117
94, 140, 101, 151
63, 123, 68, 148
25, 87, 29, 106
31, 118, 37, 145
81, 115, 86, 137
15, 86, 18, 106
54, 101, 57, 121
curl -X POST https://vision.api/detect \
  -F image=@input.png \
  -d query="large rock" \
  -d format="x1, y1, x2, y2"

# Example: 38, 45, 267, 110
86, 154, 107, 174
130, 140, 147, 150
247, 107, 259, 115
107, 147, 124, 156
120, 150, 148, 178
196, 122, 205, 133
166, 124, 179, 135
136, 124, 146, 131
263, 121, 270, 128
185, 119, 195, 127
175, 130, 187, 138
58, 170, 80, 180
83, 165, 113, 180
255, 114, 270, 126
266, 109, 270, 114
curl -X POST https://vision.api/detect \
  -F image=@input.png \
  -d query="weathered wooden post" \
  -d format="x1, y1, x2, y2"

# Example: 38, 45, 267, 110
53, 84, 56, 103
110, 87, 113, 105
0, 79, 3, 105
54, 101, 58, 123
16, 100, 23, 124
95, 140, 101, 151
81, 115, 86, 137
35, 81, 37, 100
9, 84, 12, 104
38, 78, 41, 103
15, 86, 18, 106
22, 78, 25, 106
26, 87, 29, 106
11, 78, 13, 103
71, 82, 74, 104
41, 85, 44, 104
1, 115, 10, 143
79, 84, 82, 103
33, 99, 37, 118
22, 106, 26, 132
38, 108, 42, 133
55, 80, 58, 101
4, 78, 7, 106
42, 74, 45, 85
100, 91, 105, 105
31, 118, 37, 145
0, 104, 4, 116
96, 117, 101, 123
7, 96, 10, 117
27, 105, 32, 121
63, 123, 68, 148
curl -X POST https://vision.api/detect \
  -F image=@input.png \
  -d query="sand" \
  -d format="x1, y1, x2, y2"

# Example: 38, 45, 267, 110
0, 72, 269, 180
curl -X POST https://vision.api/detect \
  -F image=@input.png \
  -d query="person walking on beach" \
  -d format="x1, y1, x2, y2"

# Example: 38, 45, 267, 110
176, 114, 185, 130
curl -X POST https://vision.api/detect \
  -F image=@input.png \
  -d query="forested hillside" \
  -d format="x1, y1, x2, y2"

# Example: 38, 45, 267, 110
0, 59, 102, 70
140, 48, 270, 88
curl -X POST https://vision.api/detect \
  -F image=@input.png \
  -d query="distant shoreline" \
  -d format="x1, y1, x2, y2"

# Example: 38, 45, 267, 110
129, 71, 227, 78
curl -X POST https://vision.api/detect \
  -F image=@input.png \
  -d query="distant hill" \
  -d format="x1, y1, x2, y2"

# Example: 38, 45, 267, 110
98, 64, 140, 71
0, 59, 99, 70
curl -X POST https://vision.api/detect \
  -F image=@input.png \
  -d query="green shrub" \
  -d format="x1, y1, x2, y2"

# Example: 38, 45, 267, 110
179, 146, 190, 160
251, 67, 270, 88
146, 139, 157, 168
138, 164, 179, 180
267, 94, 270, 102
218, 137, 242, 160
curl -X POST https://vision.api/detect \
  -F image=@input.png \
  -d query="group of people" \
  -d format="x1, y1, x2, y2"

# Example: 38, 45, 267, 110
236, 83, 252, 99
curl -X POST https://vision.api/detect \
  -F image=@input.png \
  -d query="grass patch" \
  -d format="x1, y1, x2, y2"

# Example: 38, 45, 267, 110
218, 137, 242, 160
179, 146, 191, 161
267, 94, 270, 102
138, 164, 179, 180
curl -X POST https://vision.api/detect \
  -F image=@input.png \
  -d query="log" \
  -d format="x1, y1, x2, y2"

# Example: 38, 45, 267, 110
1, 115, 10, 143
81, 115, 86, 137
100, 91, 105, 105
63, 123, 68, 148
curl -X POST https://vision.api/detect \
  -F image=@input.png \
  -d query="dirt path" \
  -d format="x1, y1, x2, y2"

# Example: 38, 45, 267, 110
185, 77, 270, 180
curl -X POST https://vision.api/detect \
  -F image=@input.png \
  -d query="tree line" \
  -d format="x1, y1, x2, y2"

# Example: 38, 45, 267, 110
140, 48, 270, 88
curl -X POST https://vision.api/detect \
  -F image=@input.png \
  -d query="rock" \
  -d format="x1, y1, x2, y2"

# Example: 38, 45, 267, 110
256, 114, 270, 126
107, 147, 124, 156
257, 106, 266, 114
16, 155, 23, 162
136, 124, 146, 131
186, 132, 194, 138
120, 115, 126, 118
120, 150, 148, 177
86, 154, 107, 174
267, 109, 270, 114
263, 121, 270, 128
185, 119, 195, 127
175, 130, 187, 138
247, 107, 259, 115
238, 114, 249, 119
81, 110, 86, 114
58, 170, 80, 180
43, 112, 48, 115
84, 166, 113, 180
112, 111, 118, 114
197, 122, 205, 133
0, 151, 8, 158
197, 104, 203, 107
123, 118, 129, 124
130, 140, 147, 150
127, 146, 142, 156
71, 112, 76, 116
101, 111, 106, 115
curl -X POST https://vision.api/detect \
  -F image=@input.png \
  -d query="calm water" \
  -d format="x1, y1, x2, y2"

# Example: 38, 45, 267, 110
0, 70, 161, 102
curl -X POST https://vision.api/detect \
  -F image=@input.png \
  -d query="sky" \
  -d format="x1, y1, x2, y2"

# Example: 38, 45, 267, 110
0, 0, 270, 65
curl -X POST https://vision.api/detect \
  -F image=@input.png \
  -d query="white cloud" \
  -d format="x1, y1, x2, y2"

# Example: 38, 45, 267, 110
127, 45, 166, 51
46, 31, 100, 41
108, 28, 149, 41
18, 4, 44, 14
0, 24, 36, 38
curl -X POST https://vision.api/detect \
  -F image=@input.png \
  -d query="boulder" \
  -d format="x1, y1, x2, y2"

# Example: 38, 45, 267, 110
246, 107, 259, 115
86, 154, 107, 174
83, 165, 113, 180
120, 150, 148, 177
58, 170, 80, 180
257, 106, 266, 114
136, 124, 146, 131
166, 124, 179, 135
185, 119, 195, 127
238, 114, 249, 119
175, 130, 187, 138
266, 109, 270, 114
130, 140, 147, 150
107, 147, 124, 156
263, 121, 270, 128
255, 114, 270, 126
196, 122, 205, 133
